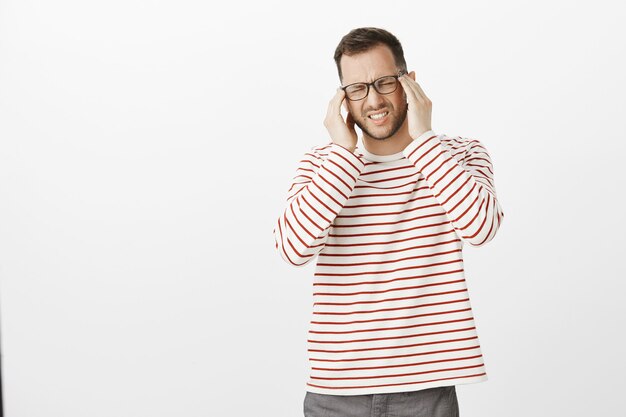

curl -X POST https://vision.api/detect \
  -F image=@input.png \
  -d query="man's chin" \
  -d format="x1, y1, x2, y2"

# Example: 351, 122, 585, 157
362, 123, 395, 140
363, 131, 392, 141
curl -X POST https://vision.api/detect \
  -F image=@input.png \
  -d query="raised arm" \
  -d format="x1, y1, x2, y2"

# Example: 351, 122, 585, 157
273, 143, 366, 266
402, 130, 504, 247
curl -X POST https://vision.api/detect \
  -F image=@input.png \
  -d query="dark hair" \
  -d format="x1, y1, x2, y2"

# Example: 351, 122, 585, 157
333, 27, 407, 82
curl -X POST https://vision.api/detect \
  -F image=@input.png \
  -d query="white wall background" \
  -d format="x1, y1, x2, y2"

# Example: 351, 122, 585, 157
1, 1, 624, 416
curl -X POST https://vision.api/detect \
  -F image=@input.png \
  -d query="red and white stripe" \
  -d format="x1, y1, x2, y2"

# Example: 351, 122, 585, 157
274, 130, 504, 395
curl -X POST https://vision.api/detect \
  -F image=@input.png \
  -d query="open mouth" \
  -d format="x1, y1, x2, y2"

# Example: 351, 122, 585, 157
368, 111, 389, 124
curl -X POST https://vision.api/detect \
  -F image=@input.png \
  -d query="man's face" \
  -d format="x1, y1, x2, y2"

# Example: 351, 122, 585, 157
340, 44, 408, 141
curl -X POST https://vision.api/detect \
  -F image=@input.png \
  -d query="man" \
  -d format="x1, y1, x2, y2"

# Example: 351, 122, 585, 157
273, 27, 504, 417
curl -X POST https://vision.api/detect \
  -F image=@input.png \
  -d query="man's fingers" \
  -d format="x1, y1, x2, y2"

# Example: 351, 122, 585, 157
411, 78, 430, 102
332, 87, 345, 106
400, 74, 429, 102
399, 75, 421, 102
328, 87, 346, 115
399, 76, 418, 105
326, 88, 343, 118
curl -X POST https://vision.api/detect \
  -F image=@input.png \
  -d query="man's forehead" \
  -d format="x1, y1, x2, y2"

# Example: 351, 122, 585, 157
342, 65, 398, 85
340, 46, 397, 84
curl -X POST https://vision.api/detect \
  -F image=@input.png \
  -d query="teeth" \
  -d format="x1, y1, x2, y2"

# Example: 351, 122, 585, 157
369, 111, 388, 120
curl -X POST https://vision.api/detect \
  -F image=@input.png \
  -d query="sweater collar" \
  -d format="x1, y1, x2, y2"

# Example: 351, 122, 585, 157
358, 145, 406, 162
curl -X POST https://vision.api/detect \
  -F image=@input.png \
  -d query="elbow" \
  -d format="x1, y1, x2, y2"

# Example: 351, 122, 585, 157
276, 248, 318, 267
273, 223, 324, 268
459, 199, 504, 248
463, 232, 497, 248
273, 238, 317, 267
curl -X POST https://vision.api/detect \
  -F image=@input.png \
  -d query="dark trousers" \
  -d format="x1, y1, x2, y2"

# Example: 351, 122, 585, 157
304, 386, 459, 417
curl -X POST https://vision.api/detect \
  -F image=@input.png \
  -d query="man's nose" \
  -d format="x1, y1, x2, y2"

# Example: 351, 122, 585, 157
365, 86, 386, 109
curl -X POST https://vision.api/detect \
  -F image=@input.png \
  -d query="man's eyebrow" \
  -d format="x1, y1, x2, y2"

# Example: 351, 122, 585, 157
345, 73, 397, 84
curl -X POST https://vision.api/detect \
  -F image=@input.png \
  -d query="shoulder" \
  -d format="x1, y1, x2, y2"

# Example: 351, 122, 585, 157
306, 142, 365, 164
293, 142, 335, 172
309, 142, 334, 158
439, 134, 490, 161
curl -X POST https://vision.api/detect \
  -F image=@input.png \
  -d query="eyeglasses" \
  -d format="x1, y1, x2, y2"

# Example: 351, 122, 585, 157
341, 70, 406, 101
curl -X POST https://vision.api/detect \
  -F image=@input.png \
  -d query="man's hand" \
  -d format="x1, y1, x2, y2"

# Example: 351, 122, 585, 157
398, 72, 433, 140
324, 87, 358, 152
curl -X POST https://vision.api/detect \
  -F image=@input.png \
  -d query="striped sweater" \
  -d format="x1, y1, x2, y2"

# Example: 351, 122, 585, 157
273, 129, 504, 396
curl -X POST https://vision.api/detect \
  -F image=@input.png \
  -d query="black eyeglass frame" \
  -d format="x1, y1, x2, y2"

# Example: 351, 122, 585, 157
340, 69, 407, 101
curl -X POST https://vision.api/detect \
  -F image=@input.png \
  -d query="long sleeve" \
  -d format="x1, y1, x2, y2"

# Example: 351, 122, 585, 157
273, 143, 366, 267
402, 130, 504, 247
